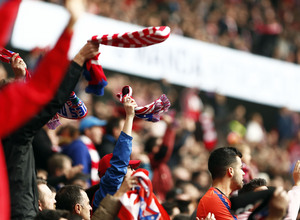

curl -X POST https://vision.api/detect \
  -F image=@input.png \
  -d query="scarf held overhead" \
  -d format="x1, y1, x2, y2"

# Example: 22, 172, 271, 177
0, 48, 87, 129
84, 26, 170, 96
117, 85, 170, 122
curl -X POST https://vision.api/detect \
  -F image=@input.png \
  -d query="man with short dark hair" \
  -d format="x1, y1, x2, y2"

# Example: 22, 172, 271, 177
196, 147, 245, 219
56, 185, 92, 220
97, 116, 124, 158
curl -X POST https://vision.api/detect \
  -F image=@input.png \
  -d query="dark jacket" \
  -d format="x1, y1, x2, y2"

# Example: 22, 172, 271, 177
2, 61, 83, 220
98, 134, 117, 158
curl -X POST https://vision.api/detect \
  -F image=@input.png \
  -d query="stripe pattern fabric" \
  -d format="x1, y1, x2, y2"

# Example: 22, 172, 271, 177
118, 169, 170, 220
92, 26, 170, 48
117, 85, 171, 122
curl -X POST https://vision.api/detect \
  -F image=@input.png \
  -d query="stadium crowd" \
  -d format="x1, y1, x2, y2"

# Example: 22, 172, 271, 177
1, 0, 300, 219
47, 0, 300, 64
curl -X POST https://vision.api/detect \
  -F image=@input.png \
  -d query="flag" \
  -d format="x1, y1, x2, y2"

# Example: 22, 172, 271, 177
118, 169, 170, 220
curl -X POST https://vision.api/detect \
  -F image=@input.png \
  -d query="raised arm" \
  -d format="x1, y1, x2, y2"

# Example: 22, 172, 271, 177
0, 0, 84, 138
122, 96, 137, 136
93, 97, 137, 210
15, 41, 100, 135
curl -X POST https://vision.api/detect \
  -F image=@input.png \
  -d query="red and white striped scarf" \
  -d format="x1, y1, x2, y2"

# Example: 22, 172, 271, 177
84, 26, 171, 96
80, 135, 100, 186
117, 85, 170, 122
118, 169, 170, 220
92, 26, 170, 48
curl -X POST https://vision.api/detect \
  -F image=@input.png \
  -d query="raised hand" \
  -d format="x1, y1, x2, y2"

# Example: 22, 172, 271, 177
114, 176, 138, 199
65, 0, 85, 30
122, 96, 137, 136
73, 41, 100, 66
10, 53, 27, 80
123, 96, 137, 119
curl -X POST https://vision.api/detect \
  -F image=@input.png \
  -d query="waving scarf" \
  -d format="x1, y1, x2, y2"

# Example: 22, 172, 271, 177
84, 26, 170, 96
117, 85, 170, 122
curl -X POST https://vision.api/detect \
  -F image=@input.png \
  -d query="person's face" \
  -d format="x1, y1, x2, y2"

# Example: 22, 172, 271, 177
79, 190, 92, 220
38, 184, 56, 210
57, 159, 72, 177
86, 126, 103, 145
232, 156, 245, 190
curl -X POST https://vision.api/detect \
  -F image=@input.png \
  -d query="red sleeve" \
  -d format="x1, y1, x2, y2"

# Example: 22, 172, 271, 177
0, 28, 72, 138
0, 142, 10, 220
0, 0, 21, 47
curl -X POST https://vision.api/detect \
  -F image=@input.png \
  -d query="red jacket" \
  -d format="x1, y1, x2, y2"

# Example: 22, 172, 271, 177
0, 15, 73, 220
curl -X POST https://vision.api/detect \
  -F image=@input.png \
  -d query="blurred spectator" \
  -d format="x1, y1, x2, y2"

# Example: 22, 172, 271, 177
245, 112, 266, 144
57, 124, 95, 186
145, 115, 176, 201
37, 169, 48, 181
235, 143, 257, 183
277, 107, 298, 144
180, 88, 203, 122
47, 153, 83, 189
67, 173, 90, 190
79, 116, 106, 185
96, 116, 124, 158
288, 129, 300, 166
36, 179, 56, 211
